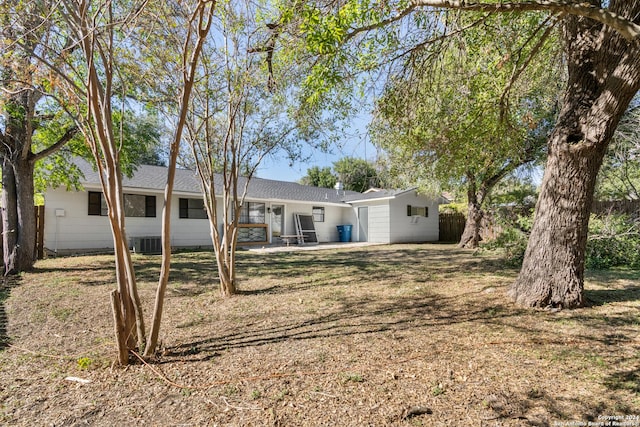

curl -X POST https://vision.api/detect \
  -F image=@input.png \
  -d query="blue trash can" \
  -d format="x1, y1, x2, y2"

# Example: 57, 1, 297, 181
337, 224, 352, 242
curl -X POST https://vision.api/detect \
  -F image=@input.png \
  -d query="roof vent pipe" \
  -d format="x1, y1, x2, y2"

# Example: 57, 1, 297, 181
334, 182, 343, 195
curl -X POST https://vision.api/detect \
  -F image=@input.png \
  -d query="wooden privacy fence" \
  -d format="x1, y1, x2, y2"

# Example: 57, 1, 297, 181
438, 212, 502, 244
592, 199, 640, 218
438, 199, 640, 246
439, 212, 466, 242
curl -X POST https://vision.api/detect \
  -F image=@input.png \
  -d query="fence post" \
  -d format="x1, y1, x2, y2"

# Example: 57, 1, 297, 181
34, 205, 45, 260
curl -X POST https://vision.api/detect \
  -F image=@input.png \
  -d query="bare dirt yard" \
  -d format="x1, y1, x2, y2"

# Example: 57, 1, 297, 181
1, 243, 639, 426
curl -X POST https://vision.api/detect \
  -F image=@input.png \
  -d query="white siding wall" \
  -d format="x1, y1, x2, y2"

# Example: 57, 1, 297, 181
277, 202, 352, 242
348, 191, 440, 244
44, 188, 214, 252
388, 192, 439, 243
44, 187, 439, 251
364, 201, 391, 243
171, 196, 215, 247
45, 188, 116, 251
44, 188, 356, 251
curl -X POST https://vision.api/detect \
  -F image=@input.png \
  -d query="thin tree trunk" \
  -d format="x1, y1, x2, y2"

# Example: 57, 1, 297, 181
510, 11, 640, 308
73, 0, 149, 359
110, 289, 129, 365
105, 195, 138, 348
145, 0, 216, 358
215, 223, 237, 297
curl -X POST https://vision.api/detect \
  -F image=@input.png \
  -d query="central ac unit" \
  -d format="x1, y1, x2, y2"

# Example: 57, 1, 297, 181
131, 236, 162, 254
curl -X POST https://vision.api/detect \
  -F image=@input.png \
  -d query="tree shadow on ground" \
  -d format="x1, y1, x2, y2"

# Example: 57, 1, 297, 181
604, 365, 640, 396
32, 261, 117, 287
586, 268, 640, 284
585, 286, 640, 306
164, 291, 523, 363
483, 388, 610, 426
134, 259, 218, 286
235, 247, 517, 296
162, 247, 640, 361
0, 277, 20, 351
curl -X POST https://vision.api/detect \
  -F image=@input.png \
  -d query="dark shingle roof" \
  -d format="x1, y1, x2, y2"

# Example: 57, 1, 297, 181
74, 158, 369, 204
342, 188, 415, 202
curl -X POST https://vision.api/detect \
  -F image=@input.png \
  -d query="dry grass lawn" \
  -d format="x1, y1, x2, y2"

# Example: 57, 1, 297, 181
0, 243, 639, 426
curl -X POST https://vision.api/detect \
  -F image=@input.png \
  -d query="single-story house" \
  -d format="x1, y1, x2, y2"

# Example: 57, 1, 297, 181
43, 159, 440, 253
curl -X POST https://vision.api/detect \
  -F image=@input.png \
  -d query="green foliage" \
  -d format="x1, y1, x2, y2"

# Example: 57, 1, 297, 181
487, 176, 539, 208
112, 111, 165, 171
76, 357, 93, 370
277, 1, 371, 136
300, 166, 337, 188
33, 135, 85, 195
300, 5, 346, 55
486, 211, 640, 270
370, 12, 558, 198
482, 214, 533, 267
431, 384, 445, 396
595, 106, 640, 201
181, 0, 336, 184
586, 214, 640, 270
333, 156, 383, 192
342, 372, 364, 383
300, 157, 386, 192
439, 203, 466, 214
33, 110, 163, 200
70, 110, 164, 175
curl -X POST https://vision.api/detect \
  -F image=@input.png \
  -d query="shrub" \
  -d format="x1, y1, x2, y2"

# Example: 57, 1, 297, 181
484, 211, 640, 270
586, 213, 640, 269
439, 202, 467, 214
481, 214, 532, 267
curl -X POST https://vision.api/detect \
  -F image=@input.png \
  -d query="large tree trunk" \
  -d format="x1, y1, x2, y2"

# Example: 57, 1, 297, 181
2, 150, 36, 275
0, 85, 38, 275
1, 156, 37, 275
458, 201, 483, 249
458, 171, 508, 249
2, 160, 19, 275
510, 130, 605, 308
510, 9, 640, 308
14, 156, 37, 271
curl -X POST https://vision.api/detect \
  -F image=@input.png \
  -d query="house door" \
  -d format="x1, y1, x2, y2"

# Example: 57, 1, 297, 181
358, 207, 368, 242
271, 204, 284, 241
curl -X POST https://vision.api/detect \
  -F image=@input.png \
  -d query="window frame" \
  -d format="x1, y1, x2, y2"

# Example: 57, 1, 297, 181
407, 205, 428, 218
179, 198, 208, 219
88, 191, 104, 216
88, 191, 156, 218
312, 206, 325, 222
237, 202, 266, 224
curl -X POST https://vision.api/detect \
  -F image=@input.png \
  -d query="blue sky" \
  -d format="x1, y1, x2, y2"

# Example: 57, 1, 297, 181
255, 112, 377, 183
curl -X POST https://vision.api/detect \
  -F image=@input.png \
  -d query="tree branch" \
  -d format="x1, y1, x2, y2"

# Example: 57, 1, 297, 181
344, 5, 417, 42
500, 15, 557, 121
33, 126, 78, 162
410, 0, 640, 41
